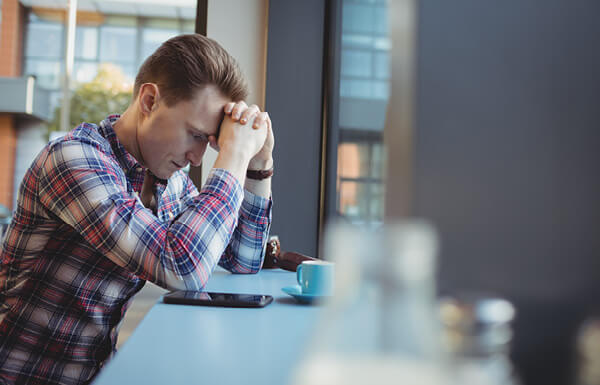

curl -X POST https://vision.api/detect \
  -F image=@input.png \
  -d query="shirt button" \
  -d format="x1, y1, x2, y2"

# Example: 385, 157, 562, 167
136, 167, 143, 172
168, 212, 174, 219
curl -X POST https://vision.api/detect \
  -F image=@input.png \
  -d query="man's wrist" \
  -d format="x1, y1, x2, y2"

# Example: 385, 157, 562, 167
248, 157, 273, 171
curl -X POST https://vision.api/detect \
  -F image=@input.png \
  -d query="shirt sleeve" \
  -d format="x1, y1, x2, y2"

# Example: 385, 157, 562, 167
182, 170, 272, 274
37, 139, 244, 291
217, 188, 272, 273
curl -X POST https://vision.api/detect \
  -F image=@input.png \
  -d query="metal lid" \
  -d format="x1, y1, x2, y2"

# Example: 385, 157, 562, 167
439, 293, 516, 356
439, 293, 515, 329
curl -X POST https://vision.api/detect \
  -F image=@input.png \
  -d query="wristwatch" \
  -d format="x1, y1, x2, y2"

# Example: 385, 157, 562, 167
246, 167, 274, 180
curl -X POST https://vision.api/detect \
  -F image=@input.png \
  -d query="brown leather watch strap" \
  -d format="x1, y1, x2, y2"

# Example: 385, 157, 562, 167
246, 167, 274, 180
277, 252, 317, 272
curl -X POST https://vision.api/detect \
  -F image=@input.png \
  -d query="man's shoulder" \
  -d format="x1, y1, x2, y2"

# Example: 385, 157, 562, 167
48, 122, 112, 156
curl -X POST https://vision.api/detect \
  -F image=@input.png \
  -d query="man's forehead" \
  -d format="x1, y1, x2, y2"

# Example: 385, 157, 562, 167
185, 88, 230, 134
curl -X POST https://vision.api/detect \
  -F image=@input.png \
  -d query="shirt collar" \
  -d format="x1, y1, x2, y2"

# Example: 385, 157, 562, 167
98, 114, 144, 175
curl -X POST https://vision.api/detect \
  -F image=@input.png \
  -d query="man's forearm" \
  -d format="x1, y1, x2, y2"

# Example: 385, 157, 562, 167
244, 157, 273, 198
213, 144, 252, 185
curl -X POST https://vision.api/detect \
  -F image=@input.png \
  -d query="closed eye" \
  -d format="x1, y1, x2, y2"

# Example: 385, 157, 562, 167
190, 131, 208, 142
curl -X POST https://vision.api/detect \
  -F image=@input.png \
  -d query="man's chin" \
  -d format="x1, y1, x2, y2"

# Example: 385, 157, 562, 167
151, 168, 173, 180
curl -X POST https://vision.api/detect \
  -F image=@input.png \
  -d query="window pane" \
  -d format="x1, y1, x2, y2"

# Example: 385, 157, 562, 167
182, 20, 196, 33
337, 142, 370, 179
24, 59, 62, 89
342, 3, 375, 34
25, 20, 63, 58
338, 181, 372, 223
48, 90, 63, 118
99, 25, 136, 63
374, 51, 389, 80
341, 50, 372, 78
73, 61, 98, 84
371, 142, 385, 179
369, 182, 384, 224
75, 26, 98, 60
327, 0, 390, 226
141, 28, 180, 61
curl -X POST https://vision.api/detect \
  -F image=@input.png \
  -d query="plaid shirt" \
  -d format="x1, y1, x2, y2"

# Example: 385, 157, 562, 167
0, 115, 271, 385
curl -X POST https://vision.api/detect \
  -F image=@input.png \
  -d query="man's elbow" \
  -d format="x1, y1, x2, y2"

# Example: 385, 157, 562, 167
229, 264, 262, 274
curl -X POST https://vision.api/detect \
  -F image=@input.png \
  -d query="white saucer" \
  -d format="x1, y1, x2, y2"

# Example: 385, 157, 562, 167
281, 285, 330, 304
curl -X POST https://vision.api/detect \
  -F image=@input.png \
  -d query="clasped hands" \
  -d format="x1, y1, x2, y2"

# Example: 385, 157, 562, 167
207, 101, 274, 172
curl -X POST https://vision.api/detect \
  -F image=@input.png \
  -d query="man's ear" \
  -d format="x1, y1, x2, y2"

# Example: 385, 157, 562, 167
139, 83, 160, 116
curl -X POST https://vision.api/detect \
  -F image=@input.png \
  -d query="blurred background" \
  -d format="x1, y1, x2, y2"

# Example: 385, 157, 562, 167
1, 1, 599, 385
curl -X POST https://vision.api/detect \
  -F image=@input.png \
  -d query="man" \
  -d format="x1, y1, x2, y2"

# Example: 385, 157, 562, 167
0, 34, 273, 384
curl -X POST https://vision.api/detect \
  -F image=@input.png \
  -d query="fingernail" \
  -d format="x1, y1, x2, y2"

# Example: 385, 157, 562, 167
240, 118, 247, 124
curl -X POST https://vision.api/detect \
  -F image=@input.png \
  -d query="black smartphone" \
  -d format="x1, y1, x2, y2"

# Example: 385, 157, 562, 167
163, 290, 273, 308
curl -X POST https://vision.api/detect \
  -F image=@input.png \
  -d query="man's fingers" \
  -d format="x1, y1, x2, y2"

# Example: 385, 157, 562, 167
253, 112, 269, 130
240, 104, 260, 125
230, 101, 248, 121
224, 102, 235, 115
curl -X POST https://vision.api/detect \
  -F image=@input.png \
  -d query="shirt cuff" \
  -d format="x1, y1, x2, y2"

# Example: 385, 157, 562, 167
200, 168, 244, 214
241, 189, 272, 225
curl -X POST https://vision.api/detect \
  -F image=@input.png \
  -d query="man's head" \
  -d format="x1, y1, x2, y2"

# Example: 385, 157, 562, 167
129, 34, 248, 179
134, 34, 248, 106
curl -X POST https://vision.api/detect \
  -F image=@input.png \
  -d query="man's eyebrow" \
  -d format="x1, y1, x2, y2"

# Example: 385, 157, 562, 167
187, 122, 209, 136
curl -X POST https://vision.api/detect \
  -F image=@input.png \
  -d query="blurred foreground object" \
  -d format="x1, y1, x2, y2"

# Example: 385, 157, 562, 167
575, 318, 600, 385
291, 220, 445, 385
439, 294, 521, 385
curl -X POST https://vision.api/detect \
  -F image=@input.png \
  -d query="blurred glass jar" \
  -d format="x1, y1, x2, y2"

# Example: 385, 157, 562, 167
290, 220, 447, 385
439, 294, 521, 385
575, 317, 600, 385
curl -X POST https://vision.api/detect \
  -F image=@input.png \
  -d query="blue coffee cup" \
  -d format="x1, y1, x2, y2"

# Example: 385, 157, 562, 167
296, 260, 334, 296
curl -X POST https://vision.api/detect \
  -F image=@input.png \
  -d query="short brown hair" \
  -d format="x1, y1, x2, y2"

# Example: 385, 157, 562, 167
133, 34, 248, 106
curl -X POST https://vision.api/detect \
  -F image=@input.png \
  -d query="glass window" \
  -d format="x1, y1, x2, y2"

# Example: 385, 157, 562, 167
73, 61, 99, 84
182, 20, 196, 33
141, 28, 180, 61
374, 51, 389, 80
25, 18, 63, 59
341, 50, 372, 78
75, 26, 98, 60
24, 59, 62, 89
48, 90, 63, 118
342, 3, 375, 35
99, 25, 137, 63
327, 0, 390, 227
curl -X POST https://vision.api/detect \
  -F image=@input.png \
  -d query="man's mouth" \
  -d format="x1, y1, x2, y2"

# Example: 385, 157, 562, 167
172, 161, 184, 169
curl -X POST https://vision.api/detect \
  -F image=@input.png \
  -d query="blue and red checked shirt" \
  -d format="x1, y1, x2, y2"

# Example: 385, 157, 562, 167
0, 115, 272, 385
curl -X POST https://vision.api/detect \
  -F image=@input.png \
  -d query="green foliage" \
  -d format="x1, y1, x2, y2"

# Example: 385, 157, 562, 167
49, 64, 133, 134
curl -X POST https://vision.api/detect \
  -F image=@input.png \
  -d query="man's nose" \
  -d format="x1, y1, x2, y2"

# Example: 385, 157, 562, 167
186, 144, 206, 167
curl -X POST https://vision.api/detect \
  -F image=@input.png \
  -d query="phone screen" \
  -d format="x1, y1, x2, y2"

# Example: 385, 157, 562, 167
163, 290, 273, 308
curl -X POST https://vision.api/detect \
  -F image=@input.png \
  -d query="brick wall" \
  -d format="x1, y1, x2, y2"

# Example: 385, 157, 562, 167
0, 0, 24, 77
0, 0, 25, 209
0, 116, 17, 209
